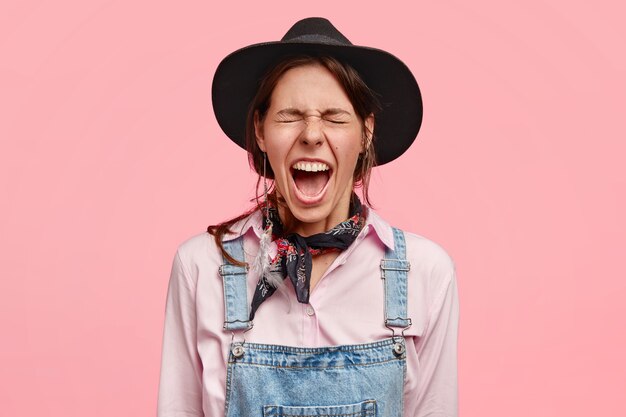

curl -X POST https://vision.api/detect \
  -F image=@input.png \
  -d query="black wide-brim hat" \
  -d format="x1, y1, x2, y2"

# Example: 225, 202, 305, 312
212, 17, 423, 166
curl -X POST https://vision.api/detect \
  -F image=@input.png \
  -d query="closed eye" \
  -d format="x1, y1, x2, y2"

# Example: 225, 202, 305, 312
275, 108, 304, 123
324, 117, 349, 124
276, 116, 303, 123
322, 109, 352, 125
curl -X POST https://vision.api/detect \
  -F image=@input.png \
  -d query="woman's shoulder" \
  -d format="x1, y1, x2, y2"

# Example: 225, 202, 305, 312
387, 231, 457, 324
368, 209, 456, 298
174, 209, 262, 267
402, 230, 456, 277
367, 208, 455, 275
399, 230, 457, 311
176, 230, 214, 258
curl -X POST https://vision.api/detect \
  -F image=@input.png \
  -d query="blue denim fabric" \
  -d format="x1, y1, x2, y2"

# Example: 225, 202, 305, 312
381, 227, 412, 329
220, 239, 253, 331
220, 228, 411, 417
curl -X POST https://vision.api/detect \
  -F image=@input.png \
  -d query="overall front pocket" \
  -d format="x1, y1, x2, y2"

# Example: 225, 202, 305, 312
263, 399, 377, 417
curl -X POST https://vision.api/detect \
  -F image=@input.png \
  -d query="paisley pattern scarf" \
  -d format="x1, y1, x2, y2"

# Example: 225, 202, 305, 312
249, 194, 365, 320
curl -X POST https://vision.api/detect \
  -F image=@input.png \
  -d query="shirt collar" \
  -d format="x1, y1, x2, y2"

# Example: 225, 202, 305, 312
221, 205, 395, 251
363, 206, 395, 251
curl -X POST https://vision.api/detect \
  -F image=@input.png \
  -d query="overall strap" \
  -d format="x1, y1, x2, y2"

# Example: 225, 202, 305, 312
380, 227, 412, 330
219, 237, 253, 331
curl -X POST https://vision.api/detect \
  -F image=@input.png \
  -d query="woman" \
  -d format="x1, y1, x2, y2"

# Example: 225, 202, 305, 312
157, 17, 459, 417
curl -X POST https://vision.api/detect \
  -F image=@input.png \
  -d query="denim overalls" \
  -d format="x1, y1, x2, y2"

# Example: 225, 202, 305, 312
218, 227, 412, 417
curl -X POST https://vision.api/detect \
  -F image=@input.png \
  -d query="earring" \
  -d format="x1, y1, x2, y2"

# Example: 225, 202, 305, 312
262, 152, 270, 213
254, 152, 273, 278
261, 152, 274, 231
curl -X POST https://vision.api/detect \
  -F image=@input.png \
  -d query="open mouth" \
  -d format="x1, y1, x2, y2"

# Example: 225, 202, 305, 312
290, 161, 331, 198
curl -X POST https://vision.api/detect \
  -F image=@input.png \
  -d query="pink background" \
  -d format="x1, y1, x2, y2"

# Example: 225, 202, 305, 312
1, 1, 624, 416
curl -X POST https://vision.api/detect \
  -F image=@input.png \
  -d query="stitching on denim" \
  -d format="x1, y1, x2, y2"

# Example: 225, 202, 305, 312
263, 400, 377, 417
268, 412, 375, 417
228, 356, 406, 369
224, 362, 235, 416
232, 338, 395, 355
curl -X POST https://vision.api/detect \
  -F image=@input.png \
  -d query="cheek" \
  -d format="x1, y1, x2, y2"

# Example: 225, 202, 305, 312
333, 136, 363, 172
264, 143, 290, 182
266, 151, 285, 176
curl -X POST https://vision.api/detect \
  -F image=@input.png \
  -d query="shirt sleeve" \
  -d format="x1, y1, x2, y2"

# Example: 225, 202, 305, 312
157, 250, 204, 417
413, 264, 460, 417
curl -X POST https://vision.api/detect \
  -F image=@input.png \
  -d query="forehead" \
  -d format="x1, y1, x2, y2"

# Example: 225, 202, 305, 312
269, 64, 353, 110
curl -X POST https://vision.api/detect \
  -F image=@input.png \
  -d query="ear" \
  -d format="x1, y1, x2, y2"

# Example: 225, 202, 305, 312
254, 111, 266, 152
363, 113, 375, 151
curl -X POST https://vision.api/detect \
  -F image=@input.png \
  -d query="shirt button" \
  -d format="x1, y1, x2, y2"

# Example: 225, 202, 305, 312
305, 305, 315, 316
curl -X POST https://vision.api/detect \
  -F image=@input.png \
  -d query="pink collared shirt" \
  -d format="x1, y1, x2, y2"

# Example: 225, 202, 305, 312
157, 207, 459, 417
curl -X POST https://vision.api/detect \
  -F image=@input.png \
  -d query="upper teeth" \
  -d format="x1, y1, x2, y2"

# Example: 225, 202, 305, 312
292, 161, 330, 172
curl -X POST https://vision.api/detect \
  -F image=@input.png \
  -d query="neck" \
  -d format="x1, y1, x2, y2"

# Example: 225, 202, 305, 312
274, 192, 356, 237
281, 207, 350, 237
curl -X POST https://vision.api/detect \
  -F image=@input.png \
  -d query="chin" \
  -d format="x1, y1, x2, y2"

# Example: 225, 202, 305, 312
288, 204, 332, 224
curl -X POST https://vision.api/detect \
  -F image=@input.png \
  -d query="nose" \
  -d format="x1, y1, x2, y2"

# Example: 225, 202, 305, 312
300, 116, 325, 147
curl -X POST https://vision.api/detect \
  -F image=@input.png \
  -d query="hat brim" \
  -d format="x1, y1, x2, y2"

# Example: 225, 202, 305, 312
212, 41, 423, 166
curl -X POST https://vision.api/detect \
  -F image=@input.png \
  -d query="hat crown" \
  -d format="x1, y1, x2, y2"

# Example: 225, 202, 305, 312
281, 17, 352, 46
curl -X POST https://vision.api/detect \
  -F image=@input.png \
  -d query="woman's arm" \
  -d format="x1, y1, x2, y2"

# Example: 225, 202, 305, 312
157, 250, 204, 417
414, 264, 460, 417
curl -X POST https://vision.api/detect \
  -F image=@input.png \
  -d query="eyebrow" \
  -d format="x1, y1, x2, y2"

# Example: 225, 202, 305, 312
275, 107, 352, 117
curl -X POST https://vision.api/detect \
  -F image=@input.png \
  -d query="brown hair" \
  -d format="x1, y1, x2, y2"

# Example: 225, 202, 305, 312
207, 55, 381, 264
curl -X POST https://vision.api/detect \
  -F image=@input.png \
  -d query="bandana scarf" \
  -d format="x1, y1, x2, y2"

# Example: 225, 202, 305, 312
249, 194, 365, 320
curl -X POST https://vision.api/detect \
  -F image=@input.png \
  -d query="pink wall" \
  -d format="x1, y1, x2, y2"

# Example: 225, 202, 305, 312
1, 1, 624, 416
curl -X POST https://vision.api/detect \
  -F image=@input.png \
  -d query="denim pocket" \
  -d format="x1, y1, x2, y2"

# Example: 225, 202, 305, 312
263, 399, 377, 417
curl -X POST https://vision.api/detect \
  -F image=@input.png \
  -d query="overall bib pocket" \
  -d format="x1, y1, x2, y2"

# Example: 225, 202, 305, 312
263, 399, 377, 417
